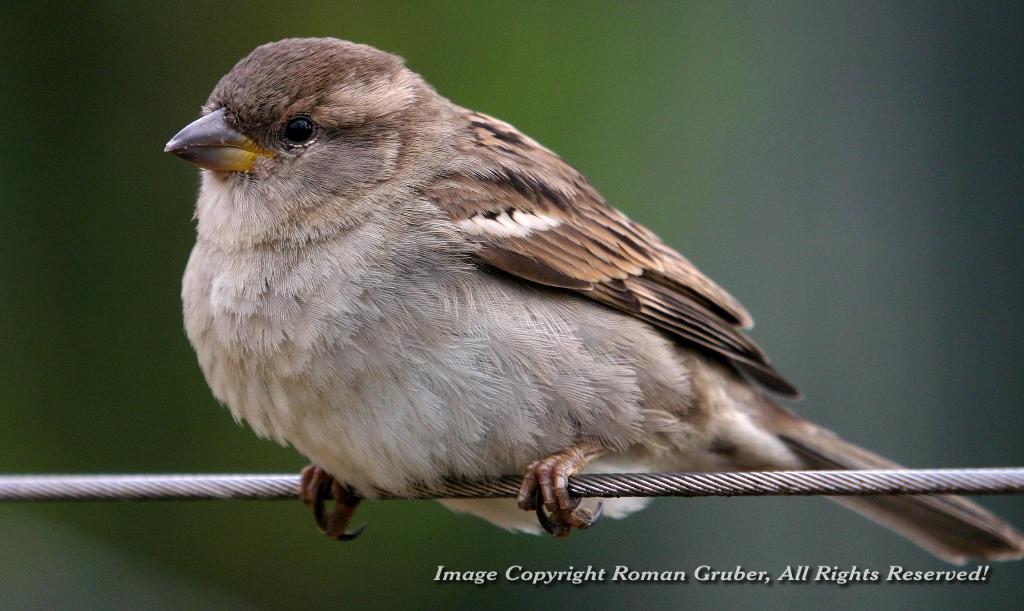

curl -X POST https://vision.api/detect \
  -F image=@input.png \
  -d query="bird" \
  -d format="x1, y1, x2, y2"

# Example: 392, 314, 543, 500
165, 37, 1023, 561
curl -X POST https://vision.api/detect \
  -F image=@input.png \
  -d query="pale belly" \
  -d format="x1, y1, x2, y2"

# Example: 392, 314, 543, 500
182, 238, 791, 530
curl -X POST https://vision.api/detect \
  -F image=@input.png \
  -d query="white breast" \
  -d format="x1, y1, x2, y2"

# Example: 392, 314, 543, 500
182, 187, 710, 504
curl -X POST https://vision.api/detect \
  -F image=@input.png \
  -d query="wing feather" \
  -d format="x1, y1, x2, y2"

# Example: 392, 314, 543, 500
419, 111, 799, 397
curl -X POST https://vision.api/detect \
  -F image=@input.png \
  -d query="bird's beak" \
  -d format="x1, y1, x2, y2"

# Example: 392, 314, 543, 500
164, 108, 272, 172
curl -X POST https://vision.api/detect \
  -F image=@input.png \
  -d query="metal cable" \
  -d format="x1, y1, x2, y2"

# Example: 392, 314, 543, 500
0, 468, 1022, 502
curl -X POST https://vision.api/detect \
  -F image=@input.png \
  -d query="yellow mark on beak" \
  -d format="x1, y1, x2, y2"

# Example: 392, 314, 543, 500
164, 108, 272, 172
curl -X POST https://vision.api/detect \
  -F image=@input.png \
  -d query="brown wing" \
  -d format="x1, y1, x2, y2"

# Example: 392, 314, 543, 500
420, 111, 799, 397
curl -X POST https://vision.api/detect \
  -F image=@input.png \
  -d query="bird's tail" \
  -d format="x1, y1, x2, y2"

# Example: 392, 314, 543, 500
754, 399, 1024, 564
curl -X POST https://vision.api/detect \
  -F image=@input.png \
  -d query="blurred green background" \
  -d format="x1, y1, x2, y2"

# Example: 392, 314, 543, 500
2, 1, 1022, 609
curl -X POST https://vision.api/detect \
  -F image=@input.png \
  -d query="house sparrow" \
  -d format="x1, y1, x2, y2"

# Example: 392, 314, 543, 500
166, 37, 1023, 561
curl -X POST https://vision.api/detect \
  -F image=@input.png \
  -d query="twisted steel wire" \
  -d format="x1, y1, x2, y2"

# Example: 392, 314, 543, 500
0, 468, 1022, 502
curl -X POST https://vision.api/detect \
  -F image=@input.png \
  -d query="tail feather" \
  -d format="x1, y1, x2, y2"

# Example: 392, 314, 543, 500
756, 401, 1024, 564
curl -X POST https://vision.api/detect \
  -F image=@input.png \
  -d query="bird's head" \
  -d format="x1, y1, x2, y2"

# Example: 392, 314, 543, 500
166, 38, 448, 246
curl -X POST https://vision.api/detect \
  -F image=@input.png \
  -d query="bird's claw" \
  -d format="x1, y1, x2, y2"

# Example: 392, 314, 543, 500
533, 487, 603, 537
516, 443, 606, 538
299, 464, 365, 541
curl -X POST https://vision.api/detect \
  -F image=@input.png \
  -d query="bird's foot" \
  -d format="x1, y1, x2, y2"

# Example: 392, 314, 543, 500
516, 442, 605, 538
298, 464, 365, 541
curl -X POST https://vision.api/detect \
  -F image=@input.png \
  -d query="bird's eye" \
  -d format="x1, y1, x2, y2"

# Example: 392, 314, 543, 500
283, 117, 316, 144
